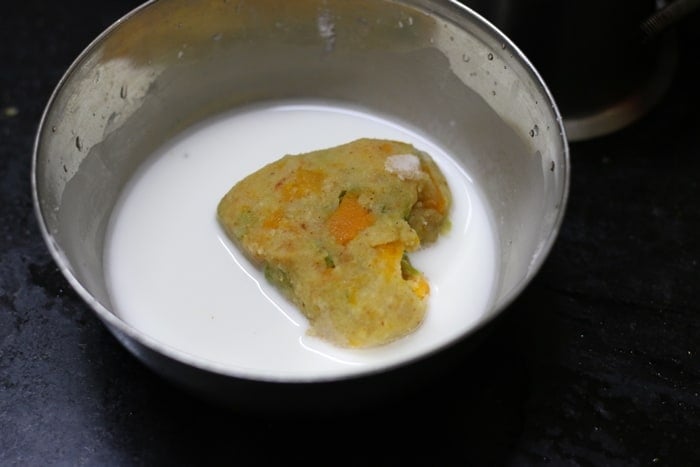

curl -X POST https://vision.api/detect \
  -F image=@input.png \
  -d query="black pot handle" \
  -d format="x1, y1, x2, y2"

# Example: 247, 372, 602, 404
641, 0, 700, 41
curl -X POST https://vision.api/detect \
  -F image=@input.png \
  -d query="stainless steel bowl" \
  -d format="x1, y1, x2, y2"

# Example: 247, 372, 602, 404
32, 0, 568, 411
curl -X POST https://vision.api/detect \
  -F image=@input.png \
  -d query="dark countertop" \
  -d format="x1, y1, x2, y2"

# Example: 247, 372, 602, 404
1, 1, 698, 465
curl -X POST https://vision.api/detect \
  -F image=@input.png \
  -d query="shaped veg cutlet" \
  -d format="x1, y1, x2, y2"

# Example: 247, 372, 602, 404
217, 138, 451, 348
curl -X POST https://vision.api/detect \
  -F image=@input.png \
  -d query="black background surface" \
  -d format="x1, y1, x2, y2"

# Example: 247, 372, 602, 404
1, 1, 698, 465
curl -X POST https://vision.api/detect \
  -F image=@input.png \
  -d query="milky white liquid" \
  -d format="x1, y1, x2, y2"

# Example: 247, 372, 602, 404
105, 102, 499, 380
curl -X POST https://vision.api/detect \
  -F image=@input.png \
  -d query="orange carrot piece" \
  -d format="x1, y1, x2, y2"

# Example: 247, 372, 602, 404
279, 167, 325, 201
326, 194, 375, 245
375, 241, 430, 298
262, 208, 284, 229
374, 241, 403, 276
410, 275, 430, 299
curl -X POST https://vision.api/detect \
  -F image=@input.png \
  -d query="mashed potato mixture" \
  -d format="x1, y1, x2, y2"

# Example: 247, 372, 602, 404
217, 138, 452, 347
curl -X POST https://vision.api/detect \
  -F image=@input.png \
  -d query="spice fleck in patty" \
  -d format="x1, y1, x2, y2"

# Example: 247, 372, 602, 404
217, 138, 451, 347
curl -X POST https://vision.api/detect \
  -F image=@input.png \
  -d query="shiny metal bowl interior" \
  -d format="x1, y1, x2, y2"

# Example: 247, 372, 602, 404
32, 0, 568, 406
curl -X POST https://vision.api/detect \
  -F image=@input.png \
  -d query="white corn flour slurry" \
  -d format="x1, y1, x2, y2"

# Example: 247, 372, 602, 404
104, 102, 499, 380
